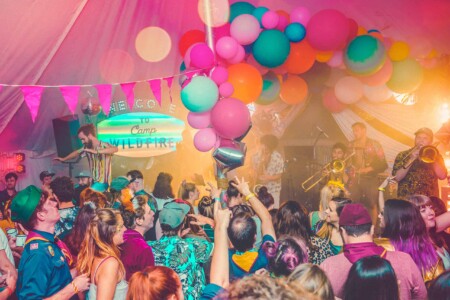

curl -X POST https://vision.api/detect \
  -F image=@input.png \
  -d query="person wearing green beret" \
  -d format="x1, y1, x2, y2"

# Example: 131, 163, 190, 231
11, 186, 90, 299
110, 176, 133, 210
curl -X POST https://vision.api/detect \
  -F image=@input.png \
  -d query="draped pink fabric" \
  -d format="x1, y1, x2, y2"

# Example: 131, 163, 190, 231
21, 86, 45, 123
95, 84, 113, 116
120, 82, 136, 110
149, 79, 162, 106
59, 86, 81, 115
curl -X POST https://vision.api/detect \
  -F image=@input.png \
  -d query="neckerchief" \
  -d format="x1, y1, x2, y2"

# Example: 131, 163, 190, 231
25, 230, 74, 267
344, 242, 387, 263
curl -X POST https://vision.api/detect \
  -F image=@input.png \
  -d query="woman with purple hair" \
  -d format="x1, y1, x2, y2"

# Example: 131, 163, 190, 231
379, 199, 446, 284
262, 237, 307, 277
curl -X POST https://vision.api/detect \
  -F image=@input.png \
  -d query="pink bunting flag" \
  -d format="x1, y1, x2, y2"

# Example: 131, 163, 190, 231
149, 79, 162, 106
21, 86, 45, 122
60, 86, 81, 115
164, 77, 174, 103
95, 84, 112, 115
120, 82, 136, 110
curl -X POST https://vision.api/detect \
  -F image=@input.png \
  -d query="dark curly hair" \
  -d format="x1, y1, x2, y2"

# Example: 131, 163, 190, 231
50, 176, 75, 203
152, 172, 175, 199
256, 186, 274, 209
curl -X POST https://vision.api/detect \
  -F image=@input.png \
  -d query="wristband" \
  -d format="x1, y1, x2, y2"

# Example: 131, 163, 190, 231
72, 281, 79, 294
378, 187, 385, 192
244, 193, 255, 201
5, 286, 13, 296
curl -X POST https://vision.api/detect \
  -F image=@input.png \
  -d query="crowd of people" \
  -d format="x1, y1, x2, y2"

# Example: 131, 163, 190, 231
0, 165, 449, 300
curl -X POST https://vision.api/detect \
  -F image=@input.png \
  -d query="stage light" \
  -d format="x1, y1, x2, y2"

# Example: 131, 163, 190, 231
15, 165, 25, 174
14, 152, 25, 162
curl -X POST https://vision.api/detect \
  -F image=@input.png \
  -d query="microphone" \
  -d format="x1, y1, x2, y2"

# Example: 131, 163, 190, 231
316, 126, 329, 138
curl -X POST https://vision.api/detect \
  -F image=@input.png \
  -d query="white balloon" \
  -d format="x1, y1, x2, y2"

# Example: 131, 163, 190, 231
334, 76, 363, 104
364, 84, 393, 103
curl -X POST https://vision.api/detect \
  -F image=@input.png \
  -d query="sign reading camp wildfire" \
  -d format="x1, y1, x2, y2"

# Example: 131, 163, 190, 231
97, 112, 185, 158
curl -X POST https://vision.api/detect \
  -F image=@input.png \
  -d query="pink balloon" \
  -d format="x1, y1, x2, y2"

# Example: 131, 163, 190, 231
194, 128, 218, 152
276, 14, 290, 31
246, 54, 269, 75
322, 89, 347, 113
290, 7, 311, 25
261, 11, 279, 29
227, 44, 245, 64
210, 66, 229, 85
327, 51, 344, 68
219, 82, 234, 97
213, 23, 231, 40
347, 18, 358, 42
216, 36, 239, 59
359, 59, 393, 86
230, 14, 261, 45
335, 76, 364, 104
187, 111, 211, 129
307, 9, 350, 51
211, 98, 251, 139
189, 43, 215, 69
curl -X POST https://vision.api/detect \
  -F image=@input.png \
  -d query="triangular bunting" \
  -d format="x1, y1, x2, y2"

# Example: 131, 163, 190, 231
21, 86, 44, 122
60, 86, 80, 115
120, 82, 136, 110
95, 84, 113, 116
164, 77, 174, 103
149, 79, 162, 106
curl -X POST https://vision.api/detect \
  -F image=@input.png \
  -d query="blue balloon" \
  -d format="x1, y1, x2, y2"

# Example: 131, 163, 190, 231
229, 2, 255, 22
181, 76, 219, 113
284, 23, 306, 42
252, 6, 269, 26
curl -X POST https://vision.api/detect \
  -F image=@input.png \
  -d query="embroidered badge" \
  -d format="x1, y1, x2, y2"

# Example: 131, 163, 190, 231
30, 243, 38, 250
48, 246, 55, 256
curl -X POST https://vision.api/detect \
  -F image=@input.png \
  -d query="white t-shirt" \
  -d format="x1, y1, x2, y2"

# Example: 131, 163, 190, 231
0, 229, 15, 275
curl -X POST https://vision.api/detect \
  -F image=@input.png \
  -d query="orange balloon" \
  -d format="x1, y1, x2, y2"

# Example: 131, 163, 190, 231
228, 63, 263, 104
280, 75, 308, 105
357, 26, 367, 36
316, 51, 333, 63
284, 40, 316, 74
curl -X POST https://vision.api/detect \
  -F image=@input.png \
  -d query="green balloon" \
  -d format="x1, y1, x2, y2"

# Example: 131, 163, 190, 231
229, 2, 255, 23
181, 76, 219, 113
346, 35, 379, 62
253, 30, 291, 68
387, 58, 424, 93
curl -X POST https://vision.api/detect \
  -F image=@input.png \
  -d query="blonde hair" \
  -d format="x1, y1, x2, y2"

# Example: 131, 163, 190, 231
407, 194, 432, 208
319, 185, 341, 211
77, 208, 125, 277
178, 181, 196, 200
288, 263, 334, 300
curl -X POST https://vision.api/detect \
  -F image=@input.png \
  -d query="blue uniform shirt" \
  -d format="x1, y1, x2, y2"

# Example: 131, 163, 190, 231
17, 230, 73, 299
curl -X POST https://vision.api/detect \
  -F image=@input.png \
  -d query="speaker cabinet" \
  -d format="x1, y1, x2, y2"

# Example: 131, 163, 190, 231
52, 115, 82, 157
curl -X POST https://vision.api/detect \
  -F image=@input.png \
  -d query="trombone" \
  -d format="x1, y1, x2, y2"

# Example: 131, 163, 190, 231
301, 152, 355, 192
402, 143, 440, 168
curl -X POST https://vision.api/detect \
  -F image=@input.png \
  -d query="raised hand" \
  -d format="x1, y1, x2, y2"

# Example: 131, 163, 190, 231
206, 182, 222, 199
231, 176, 251, 196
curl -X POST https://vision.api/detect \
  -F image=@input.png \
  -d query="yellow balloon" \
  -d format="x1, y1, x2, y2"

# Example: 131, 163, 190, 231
316, 51, 333, 63
388, 41, 410, 62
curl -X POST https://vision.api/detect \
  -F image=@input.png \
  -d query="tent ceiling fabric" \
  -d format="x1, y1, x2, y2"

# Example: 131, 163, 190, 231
0, 0, 449, 153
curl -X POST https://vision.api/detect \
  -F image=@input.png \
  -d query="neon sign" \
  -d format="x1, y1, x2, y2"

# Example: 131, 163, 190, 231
97, 112, 185, 158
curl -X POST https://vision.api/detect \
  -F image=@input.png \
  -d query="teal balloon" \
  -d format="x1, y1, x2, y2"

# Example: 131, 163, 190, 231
181, 76, 219, 113
344, 35, 386, 75
229, 2, 255, 22
252, 6, 269, 26
256, 71, 280, 105
284, 23, 306, 42
253, 30, 291, 68
387, 58, 424, 93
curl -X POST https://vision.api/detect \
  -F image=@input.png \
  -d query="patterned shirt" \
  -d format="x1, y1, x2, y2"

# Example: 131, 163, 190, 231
148, 235, 213, 300
393, 148, 445, 198
252, 151, 284, 196
82, 141, 114, 184
55, 206, 79, 240
348, 138, 388, 184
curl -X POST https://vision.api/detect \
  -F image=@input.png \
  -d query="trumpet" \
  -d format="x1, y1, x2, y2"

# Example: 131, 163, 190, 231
301, 152, 355, 192
402, 143, 439, 168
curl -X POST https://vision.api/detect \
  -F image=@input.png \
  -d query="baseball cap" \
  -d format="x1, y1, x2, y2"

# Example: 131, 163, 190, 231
159, 201, 190, 228
339, 203, 372, 226
39, 170, 55, 181
110, 176, 130, 192
11, 185, 42, 223
75, 170, 91, 178
414, 127, 433, 140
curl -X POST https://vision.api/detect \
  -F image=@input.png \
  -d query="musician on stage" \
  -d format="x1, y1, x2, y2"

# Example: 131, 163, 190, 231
347, 122, 388, 222
392, 127, 447, 198
322, 142, 351, 192
54, 124, 118, 184
251, 134, 284, 208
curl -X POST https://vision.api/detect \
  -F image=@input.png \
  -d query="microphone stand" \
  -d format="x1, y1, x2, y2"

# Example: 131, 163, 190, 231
62, 156, 82, 178
312, 131, 325, 161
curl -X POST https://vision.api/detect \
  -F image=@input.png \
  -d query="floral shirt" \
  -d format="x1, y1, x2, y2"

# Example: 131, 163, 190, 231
148, 235, 213, 300
393, 148, 445, 198
252, 150, 284, 196
55, 206, 79, 239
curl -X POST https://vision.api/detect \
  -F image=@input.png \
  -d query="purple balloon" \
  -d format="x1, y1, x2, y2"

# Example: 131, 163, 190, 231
211, 98, 251, 139
187, 111, 211, 129
194, 128, 218, 152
